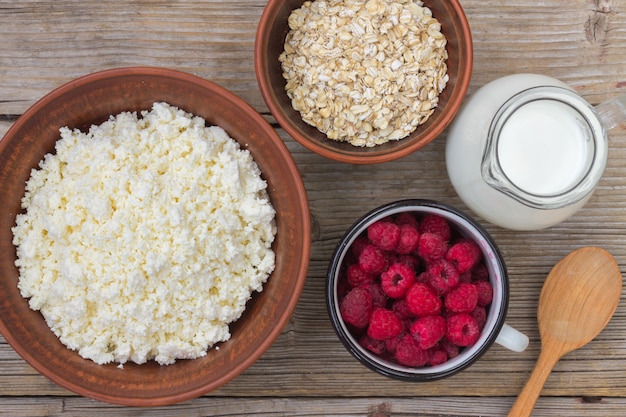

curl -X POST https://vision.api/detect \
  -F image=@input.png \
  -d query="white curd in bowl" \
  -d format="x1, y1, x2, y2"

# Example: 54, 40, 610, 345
12, 102, 276, 366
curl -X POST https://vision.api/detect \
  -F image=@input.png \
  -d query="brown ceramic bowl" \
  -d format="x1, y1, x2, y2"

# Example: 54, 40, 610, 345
254, 0, 473, 164
0, 67, 311, 406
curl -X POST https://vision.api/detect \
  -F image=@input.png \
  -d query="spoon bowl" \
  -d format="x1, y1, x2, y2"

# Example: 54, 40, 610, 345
508, 246, 622, 417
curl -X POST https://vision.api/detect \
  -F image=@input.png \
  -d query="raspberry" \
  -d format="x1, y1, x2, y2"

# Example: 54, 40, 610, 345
446, 313, 480, 347
410, 315, 446, 350
459, 271, 472, 283
471, 263, 490, 282
360, 334, 386, 355
358, 244, 388, 275
444, 282, 479, 313
395, 212, 419, 228
362, 282, 387, 308
340, 286, 373, 329
471, 305, 487, 330
405, 282, 442, 317
475, 280, 494, 306
446, 239, 482, 273
419, 214, 451, 241
417, 233, 448, 263
427, 259, 460, 295
415, 271, 430, 284
368, 220, 400, 251
441, 339, 460, 359
396, 224, 420, 254
367, 308, 403, 340
440, 305, 454, 319
351, 236, 370, 258
391, 299, 414, 320
337, 278, 350, 300
347, 264, 375, 287
428, 346, 448, 366
381, 263, 416, 298
385, 332, 406, 353
391, 253, 421, 270
395, 334, 429, 367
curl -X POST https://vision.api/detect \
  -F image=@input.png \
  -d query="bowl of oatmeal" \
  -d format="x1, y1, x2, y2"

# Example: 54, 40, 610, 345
255, 0, 473, 164
0, 67, 311, 405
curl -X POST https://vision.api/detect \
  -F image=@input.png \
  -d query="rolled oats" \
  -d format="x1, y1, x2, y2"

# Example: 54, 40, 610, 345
279, 0, 449, 147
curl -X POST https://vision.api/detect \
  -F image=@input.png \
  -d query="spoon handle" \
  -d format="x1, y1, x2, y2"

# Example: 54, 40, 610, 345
507, 345, 561, 417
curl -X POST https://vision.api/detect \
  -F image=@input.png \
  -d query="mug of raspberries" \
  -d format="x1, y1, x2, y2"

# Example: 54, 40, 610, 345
326, 199, 528, 380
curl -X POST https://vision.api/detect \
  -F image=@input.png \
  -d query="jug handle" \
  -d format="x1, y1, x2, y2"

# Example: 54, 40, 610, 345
595, 94, 626, 131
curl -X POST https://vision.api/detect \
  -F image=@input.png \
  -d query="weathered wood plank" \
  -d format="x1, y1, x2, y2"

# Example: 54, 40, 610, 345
0, 0, 267, 115
1, 395, 626, 417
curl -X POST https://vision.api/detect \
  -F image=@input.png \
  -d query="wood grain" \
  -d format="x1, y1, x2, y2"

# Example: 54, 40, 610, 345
2, 0, 626, 416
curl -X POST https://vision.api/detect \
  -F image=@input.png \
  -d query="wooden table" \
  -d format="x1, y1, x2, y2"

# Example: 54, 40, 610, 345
2, 1, 626, 416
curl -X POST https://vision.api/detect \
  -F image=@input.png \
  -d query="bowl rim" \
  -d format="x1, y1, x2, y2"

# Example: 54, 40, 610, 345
254, 0, 474, 164
325, 199, 508, 380
0, 66, 312, 405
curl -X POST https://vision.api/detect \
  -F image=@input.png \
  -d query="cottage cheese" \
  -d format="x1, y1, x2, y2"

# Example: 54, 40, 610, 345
12, 102, 276, 366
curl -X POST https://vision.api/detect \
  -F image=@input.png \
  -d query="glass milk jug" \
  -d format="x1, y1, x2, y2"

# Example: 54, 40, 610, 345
445, 74, 625, 231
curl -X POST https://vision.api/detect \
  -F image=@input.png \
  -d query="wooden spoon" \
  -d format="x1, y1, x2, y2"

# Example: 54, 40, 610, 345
508, 246, 622, 417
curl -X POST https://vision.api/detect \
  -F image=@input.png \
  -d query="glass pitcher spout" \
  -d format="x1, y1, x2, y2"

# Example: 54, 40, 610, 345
481, 86, 608, 210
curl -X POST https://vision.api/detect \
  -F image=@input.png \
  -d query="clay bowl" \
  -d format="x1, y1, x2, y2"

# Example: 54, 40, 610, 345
0, 67, 311, 406
255, 0, 473, 164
